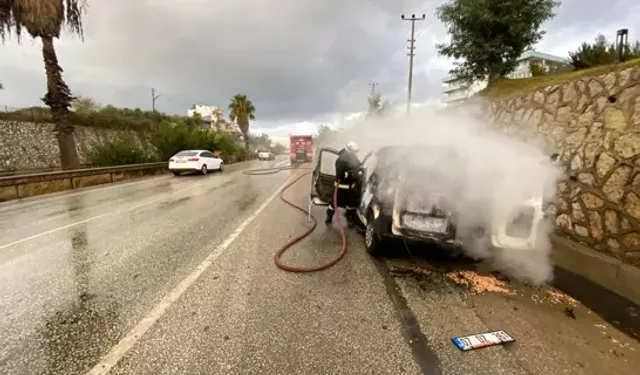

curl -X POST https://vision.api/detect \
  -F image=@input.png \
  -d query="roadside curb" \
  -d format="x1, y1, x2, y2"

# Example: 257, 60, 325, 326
551, 234, 640, 306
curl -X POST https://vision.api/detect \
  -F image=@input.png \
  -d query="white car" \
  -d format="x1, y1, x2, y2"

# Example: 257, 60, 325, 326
169, 150, 223, 176
257, 149, 274, 161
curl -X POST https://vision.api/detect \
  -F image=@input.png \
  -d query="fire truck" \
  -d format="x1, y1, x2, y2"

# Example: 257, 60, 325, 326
289, 135, 313, 164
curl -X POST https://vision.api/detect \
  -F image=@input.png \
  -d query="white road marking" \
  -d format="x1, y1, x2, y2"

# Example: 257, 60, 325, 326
274, 159, 290, 168
85, 175, 293, 375
0, 178, 213, 250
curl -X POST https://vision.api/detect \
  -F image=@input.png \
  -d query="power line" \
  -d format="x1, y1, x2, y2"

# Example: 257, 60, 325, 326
337, 2, 432, 110
401, 13, 425, 115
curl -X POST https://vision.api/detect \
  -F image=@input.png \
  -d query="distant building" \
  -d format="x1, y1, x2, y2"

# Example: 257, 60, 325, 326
441, 50, 570, 106
441, 75, 489, 107
187, 104, 238, 133
187, 104, 223, 123
508, 50, 570, 79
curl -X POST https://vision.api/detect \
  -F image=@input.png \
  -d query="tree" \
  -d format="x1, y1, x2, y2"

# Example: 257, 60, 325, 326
366, 92, 391, 119
248, 133, 272, 151
228, 94, 255, 149
1, 0, 87, 169
271, 143, 286, 155
569, 34, 640, 71
211, 107, 229, 130
72, 95, 100, 115
436, 0, 559, 86
529, 62, 547, 77
313, 124, 337, 147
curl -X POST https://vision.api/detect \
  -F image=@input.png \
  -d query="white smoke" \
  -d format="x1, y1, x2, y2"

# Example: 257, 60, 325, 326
321, 101, 562, 285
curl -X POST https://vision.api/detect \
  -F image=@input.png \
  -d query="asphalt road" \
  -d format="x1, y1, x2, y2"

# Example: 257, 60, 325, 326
1, 160, 638, 375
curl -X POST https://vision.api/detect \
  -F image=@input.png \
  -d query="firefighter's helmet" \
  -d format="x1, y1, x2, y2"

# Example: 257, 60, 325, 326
346, 141, 359, 153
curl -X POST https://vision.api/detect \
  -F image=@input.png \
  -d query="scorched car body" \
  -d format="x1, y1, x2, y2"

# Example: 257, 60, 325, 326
310, 145, 547, 256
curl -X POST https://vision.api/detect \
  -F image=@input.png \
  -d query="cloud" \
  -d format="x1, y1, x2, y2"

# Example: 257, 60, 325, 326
1, 0, 638, 129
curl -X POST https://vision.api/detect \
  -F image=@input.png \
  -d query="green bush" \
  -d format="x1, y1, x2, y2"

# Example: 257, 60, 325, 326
86, 134, 157, 167
213, 132, 238, 156
150, 120, 232, 161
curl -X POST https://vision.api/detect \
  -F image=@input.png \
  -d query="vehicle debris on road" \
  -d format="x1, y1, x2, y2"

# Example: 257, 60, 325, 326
446, 270, 516, 295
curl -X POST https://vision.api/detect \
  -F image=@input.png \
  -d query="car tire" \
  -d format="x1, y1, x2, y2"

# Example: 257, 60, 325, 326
172, 171, 180, 176
201, 165, 208, 175
364, 212, 385, 256
219, 162, 223, 172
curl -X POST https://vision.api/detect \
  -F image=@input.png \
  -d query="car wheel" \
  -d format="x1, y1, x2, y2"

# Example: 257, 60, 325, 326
201, 165, 208, 175
219, 162, 223, 171
364, 212, 384, 256
172, 171, 180, 176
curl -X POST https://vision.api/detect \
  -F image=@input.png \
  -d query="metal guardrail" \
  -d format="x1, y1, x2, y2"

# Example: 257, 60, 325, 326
0, 166, 67, 177
0, 155, 260, 200
0, 162, 168, 198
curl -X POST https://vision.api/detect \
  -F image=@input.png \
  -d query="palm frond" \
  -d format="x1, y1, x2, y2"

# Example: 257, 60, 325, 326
0, 0, 86, 41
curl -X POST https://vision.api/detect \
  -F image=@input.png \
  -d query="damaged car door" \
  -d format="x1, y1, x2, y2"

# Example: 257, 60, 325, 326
310, 147, 340, 206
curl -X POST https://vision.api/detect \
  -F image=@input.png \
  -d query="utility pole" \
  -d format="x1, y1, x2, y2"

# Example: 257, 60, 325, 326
369, 81, 378, 95
151, 88, 161, 112
401, 13, 425, 115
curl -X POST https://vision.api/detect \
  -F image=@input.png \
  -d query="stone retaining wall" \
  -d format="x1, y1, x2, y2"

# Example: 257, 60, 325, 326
489, 65, 640, 266
0, 121, 152, 171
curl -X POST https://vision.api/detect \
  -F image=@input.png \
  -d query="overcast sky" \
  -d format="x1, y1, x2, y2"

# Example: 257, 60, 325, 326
1, 0, 639, 142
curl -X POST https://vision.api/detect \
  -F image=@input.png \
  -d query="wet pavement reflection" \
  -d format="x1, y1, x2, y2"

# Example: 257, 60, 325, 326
40, 221, 121, 375
0, 159, 288, 375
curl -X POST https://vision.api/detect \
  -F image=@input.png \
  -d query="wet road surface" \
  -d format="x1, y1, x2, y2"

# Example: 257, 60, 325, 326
1, 162, 639, 375
0, 159, 288, 375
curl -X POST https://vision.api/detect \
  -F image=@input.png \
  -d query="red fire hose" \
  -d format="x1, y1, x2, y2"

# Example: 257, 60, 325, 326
243, 165, 347, 273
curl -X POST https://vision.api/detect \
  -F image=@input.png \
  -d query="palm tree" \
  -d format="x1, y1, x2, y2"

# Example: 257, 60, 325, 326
1, 1, 87, 170
228, 94, 255, 149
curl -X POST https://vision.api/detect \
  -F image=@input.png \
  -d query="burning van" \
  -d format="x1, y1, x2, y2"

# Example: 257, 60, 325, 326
310, 144, 548, 256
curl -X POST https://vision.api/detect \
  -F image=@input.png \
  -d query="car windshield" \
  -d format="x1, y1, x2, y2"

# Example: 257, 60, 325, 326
258, 150, 269, 153
175, 151, 198, 157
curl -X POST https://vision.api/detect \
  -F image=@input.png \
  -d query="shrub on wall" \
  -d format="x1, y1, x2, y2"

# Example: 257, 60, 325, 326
86, 134, 157, 167
0, 105, 203, 131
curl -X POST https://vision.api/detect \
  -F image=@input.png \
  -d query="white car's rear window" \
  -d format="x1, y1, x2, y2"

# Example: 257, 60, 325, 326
176, 151, 198, 157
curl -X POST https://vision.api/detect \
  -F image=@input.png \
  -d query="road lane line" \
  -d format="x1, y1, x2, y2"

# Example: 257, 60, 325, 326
0, 177, 218, 250
85, 174, 294, 375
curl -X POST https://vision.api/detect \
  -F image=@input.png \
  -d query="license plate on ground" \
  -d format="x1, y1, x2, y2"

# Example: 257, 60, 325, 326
452, 330, 515, 351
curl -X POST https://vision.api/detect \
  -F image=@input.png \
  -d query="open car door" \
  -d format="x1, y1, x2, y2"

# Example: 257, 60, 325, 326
310, 147, 339, 206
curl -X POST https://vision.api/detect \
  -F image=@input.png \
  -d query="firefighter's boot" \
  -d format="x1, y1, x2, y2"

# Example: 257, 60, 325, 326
325, 207, 334, 224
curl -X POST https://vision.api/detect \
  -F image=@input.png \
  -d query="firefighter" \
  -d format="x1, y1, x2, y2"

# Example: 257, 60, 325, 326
326, 141, 362, 225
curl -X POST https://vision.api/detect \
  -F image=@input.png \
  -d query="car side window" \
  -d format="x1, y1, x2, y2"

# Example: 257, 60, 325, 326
202, 152, 213, 158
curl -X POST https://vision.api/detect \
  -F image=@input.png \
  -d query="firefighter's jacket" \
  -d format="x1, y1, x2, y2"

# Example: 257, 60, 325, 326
335, 148, 361, 189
